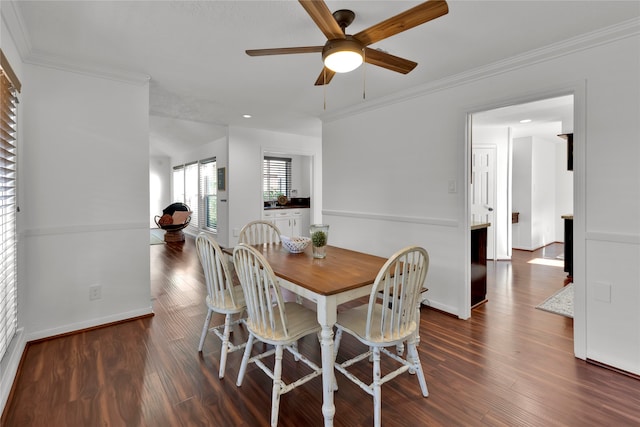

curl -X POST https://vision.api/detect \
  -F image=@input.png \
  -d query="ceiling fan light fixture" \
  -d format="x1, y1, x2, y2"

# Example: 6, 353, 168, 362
322, 38, 363, 73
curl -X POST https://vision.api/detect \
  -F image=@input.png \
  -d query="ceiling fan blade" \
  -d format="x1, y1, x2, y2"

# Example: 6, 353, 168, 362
299, 0, 345, 40
314, 68, 336, 86
246, 46, 324, 56
354, 0, 449, 46
364, 48, 417, 74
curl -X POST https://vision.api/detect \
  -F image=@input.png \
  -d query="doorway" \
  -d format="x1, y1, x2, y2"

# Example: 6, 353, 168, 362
470, 95, 574, 261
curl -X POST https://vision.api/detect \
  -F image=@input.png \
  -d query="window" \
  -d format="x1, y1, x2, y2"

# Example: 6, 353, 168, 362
0, 50, 20, 361
199, 158, 217, 231
172, 158, 217, 232
172, 165, 184, 204
184, 162, 199, 229
263, 156, 291, 201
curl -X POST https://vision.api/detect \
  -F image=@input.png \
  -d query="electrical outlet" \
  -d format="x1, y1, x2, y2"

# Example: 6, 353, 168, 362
448, 180, 457, 193
89, 284, 101, 301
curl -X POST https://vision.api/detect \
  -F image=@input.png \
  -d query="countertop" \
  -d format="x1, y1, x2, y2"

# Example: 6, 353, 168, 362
471, 222, 491, 230
561, 214, 574, 220
264, 204, 310, 210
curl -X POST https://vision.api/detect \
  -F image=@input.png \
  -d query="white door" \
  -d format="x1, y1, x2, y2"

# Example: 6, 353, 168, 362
471, 146, 497, 259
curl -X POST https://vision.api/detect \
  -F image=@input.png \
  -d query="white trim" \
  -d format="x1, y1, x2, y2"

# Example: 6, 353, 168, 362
25, 307, 154, 343
0, 328, 26, 414
1, 1, 32, 60
2, 2, 150, 85
421, 299, 460, 318
585, 232, 640, 245
322, 209, 459, 228
463, 81, 588, 356
24, 52, 150, 86
21, 222, 150, 238
322, 19, 639, 123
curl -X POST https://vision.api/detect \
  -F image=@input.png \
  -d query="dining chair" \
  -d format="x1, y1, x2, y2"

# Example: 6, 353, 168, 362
333, 246, 430, 427
195, 233, 247, 379
238, 220, 305, 305
238, 220, 282, 245
232, 243, 322, 427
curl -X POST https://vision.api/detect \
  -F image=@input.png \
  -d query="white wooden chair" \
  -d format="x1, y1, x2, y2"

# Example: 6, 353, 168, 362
232, 243, 322, 427
238, 220, 305, 305
195, 233, 247, 379
333, 246, 430, 427
238, 220, 282, 245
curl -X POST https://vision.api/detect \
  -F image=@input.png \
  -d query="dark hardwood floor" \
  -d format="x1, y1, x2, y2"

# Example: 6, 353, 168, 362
3, 239, 639, 426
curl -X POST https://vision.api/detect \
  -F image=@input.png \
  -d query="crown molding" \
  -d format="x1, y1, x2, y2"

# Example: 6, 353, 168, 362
1, 0, 33, 60
321, 18, 640, 123
24, 51, 151, 86
2, 1, 149, 86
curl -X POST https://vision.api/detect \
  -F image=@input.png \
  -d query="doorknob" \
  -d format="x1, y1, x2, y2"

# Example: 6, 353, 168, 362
485, 205, 494, 212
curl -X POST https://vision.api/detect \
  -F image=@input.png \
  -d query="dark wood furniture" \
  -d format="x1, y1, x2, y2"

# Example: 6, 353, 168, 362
562, 214, 573, 279
471, 222, 490, 308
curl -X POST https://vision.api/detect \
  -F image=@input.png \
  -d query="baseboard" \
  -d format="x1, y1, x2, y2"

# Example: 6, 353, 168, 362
586, 358, 640, 380
25, 306, 154, 342
0, 328, 26, 420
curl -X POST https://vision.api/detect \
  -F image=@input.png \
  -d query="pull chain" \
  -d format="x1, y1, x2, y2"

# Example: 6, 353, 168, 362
323, 68, 326, 110
362, 49, 366, 100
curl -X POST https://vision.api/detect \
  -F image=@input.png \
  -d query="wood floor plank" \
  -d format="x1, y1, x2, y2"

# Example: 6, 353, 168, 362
3, 240, 639, 426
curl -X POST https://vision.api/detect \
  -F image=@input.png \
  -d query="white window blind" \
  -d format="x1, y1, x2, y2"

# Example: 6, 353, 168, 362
263, 156, 291, 201
0, 50, 20, 361
172, 165, 184, 203
184, 162, 199, 229
199, 158, 216, 231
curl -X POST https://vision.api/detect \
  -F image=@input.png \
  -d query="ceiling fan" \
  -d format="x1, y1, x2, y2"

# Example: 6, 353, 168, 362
246, 0, 449, 86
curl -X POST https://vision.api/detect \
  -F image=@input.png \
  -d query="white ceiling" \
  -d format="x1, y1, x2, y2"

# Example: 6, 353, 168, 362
8, 1, 640, 155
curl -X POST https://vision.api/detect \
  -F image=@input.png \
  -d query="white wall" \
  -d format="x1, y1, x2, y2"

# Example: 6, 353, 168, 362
512, 136, 558, 250
19, 62, 152, 339
322, 30, 640, 374
291, 154, 312, 198
150, 155, 171, 228
227, 126, 322, 248
512, 137, 534, 249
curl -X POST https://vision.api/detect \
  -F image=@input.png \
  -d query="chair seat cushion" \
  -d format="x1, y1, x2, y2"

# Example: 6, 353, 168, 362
172, 210, 191, 224
247, 302, 320, 344
158, 214, 173, 226
206, 285, 245, 314
336, 304, 416, 345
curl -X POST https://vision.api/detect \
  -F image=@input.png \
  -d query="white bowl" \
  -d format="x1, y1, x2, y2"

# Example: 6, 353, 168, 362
281, 235, 311, 253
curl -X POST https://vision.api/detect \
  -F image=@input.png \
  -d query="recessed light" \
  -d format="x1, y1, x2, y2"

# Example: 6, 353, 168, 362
243, 114, 252, 119
519, 119, 532, 123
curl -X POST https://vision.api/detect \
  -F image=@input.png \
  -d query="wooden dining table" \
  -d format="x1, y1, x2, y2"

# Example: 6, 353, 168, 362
225, 243, 387, 427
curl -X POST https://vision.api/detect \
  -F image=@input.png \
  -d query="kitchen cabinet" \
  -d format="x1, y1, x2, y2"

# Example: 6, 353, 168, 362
471, 222, 490, 308
263, 208, 309, 237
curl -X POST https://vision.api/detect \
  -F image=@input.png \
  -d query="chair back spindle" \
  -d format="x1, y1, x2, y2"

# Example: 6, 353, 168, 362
196, 233, 239, 309
238, 220, 282, 245
233, 243, 289, 340
367, 247, 429, 341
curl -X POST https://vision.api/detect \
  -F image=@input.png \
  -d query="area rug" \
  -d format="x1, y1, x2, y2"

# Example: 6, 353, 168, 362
150, 228, 165, 245
536, 283, 573, 318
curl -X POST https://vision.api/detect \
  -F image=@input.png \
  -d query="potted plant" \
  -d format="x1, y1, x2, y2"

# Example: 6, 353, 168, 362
310, 224, 329, 258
